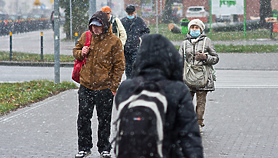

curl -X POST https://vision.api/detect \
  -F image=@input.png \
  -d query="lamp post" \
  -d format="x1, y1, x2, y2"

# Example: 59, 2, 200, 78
54, 0, 60, 84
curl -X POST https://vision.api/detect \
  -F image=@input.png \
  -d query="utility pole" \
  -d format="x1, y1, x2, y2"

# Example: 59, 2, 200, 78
54, 0, 60, 84
70, 0, 72, 40
156, 0, 158, 33
107, 0, 112, 7
89, 0, 96, 18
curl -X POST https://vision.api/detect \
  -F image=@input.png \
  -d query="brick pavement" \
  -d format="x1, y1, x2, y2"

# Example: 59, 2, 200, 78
1, 87, 278, 157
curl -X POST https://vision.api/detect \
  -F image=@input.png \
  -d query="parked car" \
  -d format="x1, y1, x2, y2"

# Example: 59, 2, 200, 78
186, 6, 209, 23
215, 14, 232, 23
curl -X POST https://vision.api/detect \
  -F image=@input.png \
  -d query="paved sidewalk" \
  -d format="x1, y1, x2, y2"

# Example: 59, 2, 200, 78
1, 87, 278, 157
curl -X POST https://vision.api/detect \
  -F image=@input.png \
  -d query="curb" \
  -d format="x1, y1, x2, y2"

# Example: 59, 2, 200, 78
0, 61, 74, 67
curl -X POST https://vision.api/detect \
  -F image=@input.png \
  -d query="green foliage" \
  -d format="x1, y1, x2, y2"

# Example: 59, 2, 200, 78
0, 51, 75, 62
60, 0, 89, 39
0, 80, 77, 115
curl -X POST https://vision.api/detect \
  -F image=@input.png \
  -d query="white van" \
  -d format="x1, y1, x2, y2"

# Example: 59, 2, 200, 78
186, 6, 209, 22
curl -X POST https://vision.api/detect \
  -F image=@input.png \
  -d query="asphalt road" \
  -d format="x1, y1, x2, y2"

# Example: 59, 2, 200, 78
1, 66, 278, 89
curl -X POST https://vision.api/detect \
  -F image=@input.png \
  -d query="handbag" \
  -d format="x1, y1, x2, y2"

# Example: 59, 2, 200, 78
183, 37, 209, 88
72, 31, 91, 83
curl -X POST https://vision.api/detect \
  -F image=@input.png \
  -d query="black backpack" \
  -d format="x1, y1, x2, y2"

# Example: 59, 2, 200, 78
114, 80, 168, 158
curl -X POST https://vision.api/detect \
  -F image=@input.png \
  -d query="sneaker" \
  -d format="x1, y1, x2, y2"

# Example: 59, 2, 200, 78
199, 125, 203, 133
100, 151, 112, 158
75, 150, 91, 158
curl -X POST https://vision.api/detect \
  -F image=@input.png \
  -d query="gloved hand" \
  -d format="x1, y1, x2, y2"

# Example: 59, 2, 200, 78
195, 52, 207, 61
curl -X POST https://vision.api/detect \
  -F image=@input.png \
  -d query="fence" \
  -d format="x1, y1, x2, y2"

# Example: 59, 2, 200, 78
0, 18, 52, 36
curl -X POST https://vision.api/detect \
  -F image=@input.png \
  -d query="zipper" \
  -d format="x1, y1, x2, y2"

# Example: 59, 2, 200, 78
193, 44, 195, 65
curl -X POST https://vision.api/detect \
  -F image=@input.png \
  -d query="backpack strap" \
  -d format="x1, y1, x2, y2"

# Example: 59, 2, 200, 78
85, 31, 91, 46
82, 31, 91, 62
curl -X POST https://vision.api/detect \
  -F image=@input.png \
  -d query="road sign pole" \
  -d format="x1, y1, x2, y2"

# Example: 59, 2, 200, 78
10, 32, 12, 61
89, 0, 96, 18
41, 32, 43, 61
54, 0, 60, 84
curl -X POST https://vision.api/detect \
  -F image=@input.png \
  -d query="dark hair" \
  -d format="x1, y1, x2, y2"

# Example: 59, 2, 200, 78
126, 5, 135, 14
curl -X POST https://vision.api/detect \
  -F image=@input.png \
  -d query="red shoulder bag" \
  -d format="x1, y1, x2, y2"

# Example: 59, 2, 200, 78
72, 31, 91, 83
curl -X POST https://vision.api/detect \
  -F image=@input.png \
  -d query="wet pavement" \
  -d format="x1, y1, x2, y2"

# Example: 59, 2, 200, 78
1, 86, 278, 157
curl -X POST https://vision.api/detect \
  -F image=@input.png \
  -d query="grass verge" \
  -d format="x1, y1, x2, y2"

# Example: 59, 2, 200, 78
149, 24, 278, 41
0, 51, 75, 62
1, 43, 278, 63
0, 80, 78, 116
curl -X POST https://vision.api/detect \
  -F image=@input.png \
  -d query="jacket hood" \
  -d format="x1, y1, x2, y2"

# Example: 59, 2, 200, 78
132, 34, 183, 81
89, 11, 109, 34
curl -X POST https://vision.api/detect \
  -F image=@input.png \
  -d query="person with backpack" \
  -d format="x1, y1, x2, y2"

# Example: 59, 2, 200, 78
114, 34, 203, 158
121, 4, 150, 79
73, 11, 125, 158
178, 19, 219, 132
101, 6, 127, 47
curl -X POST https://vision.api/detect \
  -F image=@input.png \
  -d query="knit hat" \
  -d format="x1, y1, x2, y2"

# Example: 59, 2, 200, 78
126, 5, 135, 14
101, 6, 111, 13
188, 19, 205, 31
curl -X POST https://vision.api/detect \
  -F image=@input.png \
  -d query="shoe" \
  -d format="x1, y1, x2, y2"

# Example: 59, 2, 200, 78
100, 151, 112, 158
199, 125, 203, 133
75, 150, 91, 158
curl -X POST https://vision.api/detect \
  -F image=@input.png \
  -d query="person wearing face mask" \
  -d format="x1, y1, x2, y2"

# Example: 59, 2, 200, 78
179, 19, 219, 132
121, 4, 150, 79
101, 6, 127, 47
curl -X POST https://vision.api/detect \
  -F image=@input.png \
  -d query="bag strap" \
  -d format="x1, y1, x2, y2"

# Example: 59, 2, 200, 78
202, 37, 207, 54
85, 31, 91, 46
183, 41, 186, 64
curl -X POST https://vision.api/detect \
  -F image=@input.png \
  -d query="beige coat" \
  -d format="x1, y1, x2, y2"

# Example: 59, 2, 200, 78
179, 33, 219, 91
112, 16, 127, 46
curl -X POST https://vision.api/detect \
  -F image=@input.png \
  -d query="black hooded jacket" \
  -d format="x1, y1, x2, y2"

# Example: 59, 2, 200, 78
114, 34, 203, 158
121, 16, 150, 53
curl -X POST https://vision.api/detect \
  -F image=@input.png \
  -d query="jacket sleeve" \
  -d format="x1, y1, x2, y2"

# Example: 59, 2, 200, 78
176, 85, 204, 157
178, 41, 186, 58
110, 39, 125, 92
73, 32, 86, 60
204, 38, 219, 65
116, 17, 127, 46
139, 18, 150, 37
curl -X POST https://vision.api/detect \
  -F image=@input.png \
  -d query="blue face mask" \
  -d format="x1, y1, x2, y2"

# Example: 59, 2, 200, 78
190, 30, 201, 37
127, 15, 134, 19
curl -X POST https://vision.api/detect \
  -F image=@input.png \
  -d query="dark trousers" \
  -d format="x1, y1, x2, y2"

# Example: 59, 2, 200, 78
77, 85, 113, 153
124, 51, 136, 79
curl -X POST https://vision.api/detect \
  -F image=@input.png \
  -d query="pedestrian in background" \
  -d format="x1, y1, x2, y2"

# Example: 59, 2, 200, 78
114, 34, 203, 158
179, 19, 219, 132
121, 4, 150, 79
73, 11, 125, 158
101, 6, 127, 47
